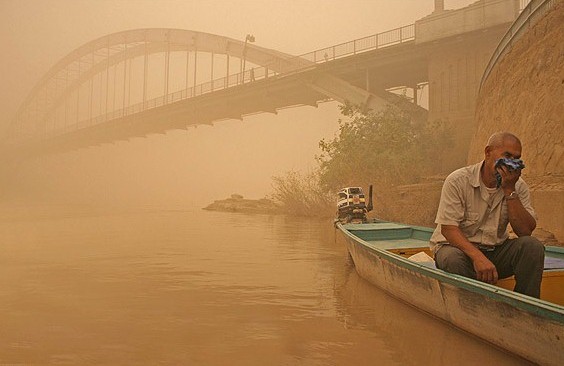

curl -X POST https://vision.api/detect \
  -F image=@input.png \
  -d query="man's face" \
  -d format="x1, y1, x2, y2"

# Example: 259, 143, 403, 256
485, 140, 522, 168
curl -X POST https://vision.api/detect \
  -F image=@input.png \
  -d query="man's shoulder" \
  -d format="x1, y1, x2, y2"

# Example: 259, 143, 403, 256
445, 162, 480, 185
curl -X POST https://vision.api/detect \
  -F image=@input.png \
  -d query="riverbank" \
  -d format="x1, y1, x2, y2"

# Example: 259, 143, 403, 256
203, 194, 282, 214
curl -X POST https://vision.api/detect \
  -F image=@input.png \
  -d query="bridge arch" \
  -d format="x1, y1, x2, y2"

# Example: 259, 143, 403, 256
11, 28, 306, 140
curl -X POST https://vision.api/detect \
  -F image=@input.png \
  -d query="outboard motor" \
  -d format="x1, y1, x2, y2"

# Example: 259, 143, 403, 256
336, 186, 373, 224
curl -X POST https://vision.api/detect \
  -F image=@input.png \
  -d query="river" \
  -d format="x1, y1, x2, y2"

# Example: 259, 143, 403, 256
0, 204, 532, 365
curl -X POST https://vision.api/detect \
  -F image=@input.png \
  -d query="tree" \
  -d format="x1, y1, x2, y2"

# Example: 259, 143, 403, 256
270, 102, 451, 217
317, 102, 450, 190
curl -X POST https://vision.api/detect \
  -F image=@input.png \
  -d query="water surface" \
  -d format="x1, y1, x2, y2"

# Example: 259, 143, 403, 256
0, 205, 531, 365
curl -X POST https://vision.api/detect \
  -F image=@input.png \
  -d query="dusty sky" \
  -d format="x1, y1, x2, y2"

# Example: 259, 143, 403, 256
0, 0, 476, 207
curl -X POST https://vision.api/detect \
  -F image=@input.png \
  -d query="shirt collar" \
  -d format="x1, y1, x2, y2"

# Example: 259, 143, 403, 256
469, 161, 483, 188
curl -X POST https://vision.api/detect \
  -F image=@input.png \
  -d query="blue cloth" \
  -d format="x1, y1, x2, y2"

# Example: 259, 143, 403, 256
495, 158, 525, 171
495, 158, 525, 187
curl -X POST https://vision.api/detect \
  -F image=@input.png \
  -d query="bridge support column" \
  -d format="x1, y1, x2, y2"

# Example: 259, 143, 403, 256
185, 49, 190, 92
143, 42, 148, 107
426, 32, 505, 172
193, 50, 198, 97
164, 34, 170, 103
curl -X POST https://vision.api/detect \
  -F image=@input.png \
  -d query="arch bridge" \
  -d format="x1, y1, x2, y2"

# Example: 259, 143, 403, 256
4, 26, 424, 157
4, 0, 525, 169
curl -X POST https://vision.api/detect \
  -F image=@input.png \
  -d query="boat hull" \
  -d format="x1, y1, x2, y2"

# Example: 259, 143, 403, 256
337, 223, 564, 366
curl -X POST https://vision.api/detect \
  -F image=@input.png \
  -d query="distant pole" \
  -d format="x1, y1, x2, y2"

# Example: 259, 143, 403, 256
211, 52, 214, 90
65, 66, 69, 128
127, 57, 132, 108
226, 54, 230, 87
193, 49, 198, 97
241, 34, 255, 84
185, 49, 190, 92
143, 41, 148, 107
434, 0, 444, 12
106, 37, 110, 118
99, 65, 103, 120
122, 42, 127, 114
89, 52, 94, 124
76, 57, 80, 126
164, 32, 170, 103
113, 61, 117, 113
192, 35, 197, 97
106, 38, 110, 119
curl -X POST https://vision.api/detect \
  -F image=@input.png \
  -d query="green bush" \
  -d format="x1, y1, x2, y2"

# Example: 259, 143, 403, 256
270, 170, 334, 217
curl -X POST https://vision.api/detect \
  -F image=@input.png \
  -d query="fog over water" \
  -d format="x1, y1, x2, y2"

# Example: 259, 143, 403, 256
0, 0, 476, 206
2, 1, 532, 364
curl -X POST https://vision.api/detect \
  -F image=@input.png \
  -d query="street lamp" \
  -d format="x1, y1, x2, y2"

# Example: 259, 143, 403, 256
241, 34, 255, 83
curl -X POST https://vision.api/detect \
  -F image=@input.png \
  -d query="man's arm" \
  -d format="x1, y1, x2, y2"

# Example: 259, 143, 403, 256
498, 166, 536, 236
505, 197, 536, 236
441, 225, 499, 284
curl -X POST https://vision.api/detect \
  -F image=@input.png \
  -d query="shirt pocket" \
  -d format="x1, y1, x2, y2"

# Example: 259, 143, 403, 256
460, 211, 480, 228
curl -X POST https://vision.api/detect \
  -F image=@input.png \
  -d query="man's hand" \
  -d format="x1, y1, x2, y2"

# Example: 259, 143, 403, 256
497, 165, 520, 193
441, 225, 499, 284
472, 255, 498, 284
495, 165, 537, 236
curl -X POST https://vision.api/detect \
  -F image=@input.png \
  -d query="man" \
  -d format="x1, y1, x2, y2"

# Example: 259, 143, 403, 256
430, 132, 545, 298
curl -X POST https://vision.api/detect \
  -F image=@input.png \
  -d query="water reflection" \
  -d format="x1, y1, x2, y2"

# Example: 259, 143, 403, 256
333, 263, 532, 365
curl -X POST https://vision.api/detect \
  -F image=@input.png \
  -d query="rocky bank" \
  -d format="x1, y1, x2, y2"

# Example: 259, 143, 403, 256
203, 194, 281, 214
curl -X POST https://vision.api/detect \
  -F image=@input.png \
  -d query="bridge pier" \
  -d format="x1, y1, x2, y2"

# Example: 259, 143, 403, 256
417, 0, 521, 171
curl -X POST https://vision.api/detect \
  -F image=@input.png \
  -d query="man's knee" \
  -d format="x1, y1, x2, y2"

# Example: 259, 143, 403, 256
512, 236, 545, 259
435, 245, 475, 277
505, 236, 544, 298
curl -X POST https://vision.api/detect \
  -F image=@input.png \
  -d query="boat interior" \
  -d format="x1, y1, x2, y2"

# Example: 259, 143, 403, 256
345, 221, 564, 306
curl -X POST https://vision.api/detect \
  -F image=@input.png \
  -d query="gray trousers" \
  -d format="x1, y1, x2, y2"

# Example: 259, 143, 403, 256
434, 236, 545, 298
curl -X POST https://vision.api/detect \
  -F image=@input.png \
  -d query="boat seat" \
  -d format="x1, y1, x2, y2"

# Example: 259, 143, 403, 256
406, 252, 564, 271
545, 256, 564, 270
407, 251, 436, 268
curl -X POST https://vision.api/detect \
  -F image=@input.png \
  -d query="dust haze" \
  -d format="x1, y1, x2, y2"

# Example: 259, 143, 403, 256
0, 0, 476, 208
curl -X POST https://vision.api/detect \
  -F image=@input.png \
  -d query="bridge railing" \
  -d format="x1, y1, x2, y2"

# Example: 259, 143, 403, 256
480, 0, 556, 91
133, 24, 414, 117
297, 24, 415, 64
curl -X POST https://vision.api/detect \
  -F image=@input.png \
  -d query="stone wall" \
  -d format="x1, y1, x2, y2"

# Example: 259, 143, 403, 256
469, 2, 564, 241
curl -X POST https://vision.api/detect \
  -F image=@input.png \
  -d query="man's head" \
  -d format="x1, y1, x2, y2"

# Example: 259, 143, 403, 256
481, 132, 523, 186
484, 132, 522, 164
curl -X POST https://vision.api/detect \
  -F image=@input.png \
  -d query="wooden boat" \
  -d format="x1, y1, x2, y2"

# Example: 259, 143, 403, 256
336, 220, 564, 365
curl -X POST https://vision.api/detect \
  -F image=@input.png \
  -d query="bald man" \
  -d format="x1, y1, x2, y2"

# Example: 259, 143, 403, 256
430, 132, 544, 298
